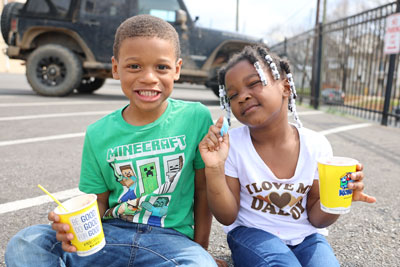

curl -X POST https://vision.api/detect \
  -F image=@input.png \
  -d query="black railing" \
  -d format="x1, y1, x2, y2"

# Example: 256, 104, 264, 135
270, 1, 400, 127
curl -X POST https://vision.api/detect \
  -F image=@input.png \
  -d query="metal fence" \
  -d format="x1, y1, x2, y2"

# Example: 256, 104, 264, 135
270, 1, 400, 127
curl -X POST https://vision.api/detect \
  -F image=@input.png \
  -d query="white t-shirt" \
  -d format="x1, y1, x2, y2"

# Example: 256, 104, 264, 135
224, 125, 333, 245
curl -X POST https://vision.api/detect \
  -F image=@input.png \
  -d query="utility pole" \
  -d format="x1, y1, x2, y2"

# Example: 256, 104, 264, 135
236, 0, 239, 32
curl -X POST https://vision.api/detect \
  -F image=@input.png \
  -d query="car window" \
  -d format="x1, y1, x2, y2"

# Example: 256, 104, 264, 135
138, 0, 180, 22
81, 0, 128, 17
24, 0, 71, 17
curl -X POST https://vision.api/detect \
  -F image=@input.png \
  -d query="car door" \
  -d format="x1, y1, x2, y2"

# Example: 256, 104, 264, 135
79, 0, 130, 63
136, 0, 196, 69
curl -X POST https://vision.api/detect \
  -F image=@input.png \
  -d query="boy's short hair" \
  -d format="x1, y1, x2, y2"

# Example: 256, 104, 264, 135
113, 14, 181, 61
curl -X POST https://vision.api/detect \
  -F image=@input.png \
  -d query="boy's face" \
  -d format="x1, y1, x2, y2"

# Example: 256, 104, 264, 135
112, 37, 182, 120
225, 60, 290, 128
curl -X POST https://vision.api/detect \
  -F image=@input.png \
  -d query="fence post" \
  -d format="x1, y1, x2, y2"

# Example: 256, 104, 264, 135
382, 0, 400, 126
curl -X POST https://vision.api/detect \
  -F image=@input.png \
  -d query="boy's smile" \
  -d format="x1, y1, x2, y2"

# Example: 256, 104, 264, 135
112, 37, 182, 125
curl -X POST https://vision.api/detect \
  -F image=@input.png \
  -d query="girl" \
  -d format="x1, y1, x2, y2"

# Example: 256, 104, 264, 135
199, 45, 376, 267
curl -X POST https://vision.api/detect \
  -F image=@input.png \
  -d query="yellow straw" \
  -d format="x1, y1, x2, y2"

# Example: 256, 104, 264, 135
38, 184, 69, 212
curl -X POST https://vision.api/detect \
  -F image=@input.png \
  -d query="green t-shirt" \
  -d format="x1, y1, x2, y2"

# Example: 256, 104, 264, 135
79, 98, 213, 239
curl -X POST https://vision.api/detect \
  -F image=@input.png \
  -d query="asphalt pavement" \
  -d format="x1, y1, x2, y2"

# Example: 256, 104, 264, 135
0, 73, 399, 266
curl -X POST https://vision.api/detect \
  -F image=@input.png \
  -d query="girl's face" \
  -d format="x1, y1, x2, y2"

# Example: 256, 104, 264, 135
225, 59, 290, 128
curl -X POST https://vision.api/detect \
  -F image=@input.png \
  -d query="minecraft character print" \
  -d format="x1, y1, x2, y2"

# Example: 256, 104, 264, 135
141, 196, 170, 227
111, 161, 138, 203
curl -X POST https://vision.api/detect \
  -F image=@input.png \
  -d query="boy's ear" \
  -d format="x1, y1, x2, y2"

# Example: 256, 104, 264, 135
174, 58, 183, 81
111, 56, 120, 80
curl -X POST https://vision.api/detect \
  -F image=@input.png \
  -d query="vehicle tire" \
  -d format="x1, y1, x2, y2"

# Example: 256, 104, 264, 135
26, 44, 83, 96
77, 77, 105, 94
1, 2, 23, 44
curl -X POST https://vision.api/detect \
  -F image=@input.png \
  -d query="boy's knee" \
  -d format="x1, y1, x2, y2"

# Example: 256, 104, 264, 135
6, 225, 54, 257
186, 248, 217, 267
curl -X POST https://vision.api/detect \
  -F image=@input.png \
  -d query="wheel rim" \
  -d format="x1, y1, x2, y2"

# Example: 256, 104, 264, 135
36, 56, 67, 86
81, 77, 96, 85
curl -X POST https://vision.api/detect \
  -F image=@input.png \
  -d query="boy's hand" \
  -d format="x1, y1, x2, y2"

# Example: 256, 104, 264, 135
48, 211, 77, 253
348, 163, 377, 203
199, 116, 229, 168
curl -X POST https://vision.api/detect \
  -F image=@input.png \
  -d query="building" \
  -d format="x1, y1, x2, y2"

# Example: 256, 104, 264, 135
0, 0, 25, 73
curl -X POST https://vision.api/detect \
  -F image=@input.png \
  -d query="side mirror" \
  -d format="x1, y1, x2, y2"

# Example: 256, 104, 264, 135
176, 9, 187, 30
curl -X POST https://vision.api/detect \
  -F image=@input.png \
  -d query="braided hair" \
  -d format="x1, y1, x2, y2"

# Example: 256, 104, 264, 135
218, 44, 302, 128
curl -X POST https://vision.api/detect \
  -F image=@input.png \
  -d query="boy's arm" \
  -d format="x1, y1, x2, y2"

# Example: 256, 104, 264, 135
193, 168, 212, 250
96, 191, 110, 217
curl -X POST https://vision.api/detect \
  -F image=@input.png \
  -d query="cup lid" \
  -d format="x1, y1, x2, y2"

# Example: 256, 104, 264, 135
54, 194, 96, 215
317, 156, 358, 166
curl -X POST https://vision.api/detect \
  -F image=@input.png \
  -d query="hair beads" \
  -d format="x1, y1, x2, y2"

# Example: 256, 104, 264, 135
286, 73, 302, 128
218, 84, 231, 126
254, 62, 267, 86
264, 55, 280, 80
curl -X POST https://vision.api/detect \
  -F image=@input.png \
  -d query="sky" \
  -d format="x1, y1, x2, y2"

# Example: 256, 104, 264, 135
184, 0, 393, 45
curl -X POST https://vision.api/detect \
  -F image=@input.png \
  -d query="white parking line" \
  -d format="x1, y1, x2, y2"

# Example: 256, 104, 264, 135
0, 108, 323, 122
0, 110, 367, 147
319, 123, 372, 136
296, 110, 324, 116
0, 111, 112, 121
0, 100, 125, 107
0, 121, 373, 214
0, 133, 85, 147
0, 188, 84, 215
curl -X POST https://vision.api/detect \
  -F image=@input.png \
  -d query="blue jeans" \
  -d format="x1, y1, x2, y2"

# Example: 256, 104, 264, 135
5, 219, 217, 267
227, 226, 340, 267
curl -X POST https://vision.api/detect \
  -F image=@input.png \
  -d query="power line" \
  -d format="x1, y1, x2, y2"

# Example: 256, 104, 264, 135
282, 1, 316, 26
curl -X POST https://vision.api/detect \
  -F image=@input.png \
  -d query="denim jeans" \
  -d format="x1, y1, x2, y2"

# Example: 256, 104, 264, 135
5, 219, 217, 267
227, 226, 340, 267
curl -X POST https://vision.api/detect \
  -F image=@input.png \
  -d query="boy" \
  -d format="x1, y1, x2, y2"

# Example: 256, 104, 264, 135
5, 15, 217, 266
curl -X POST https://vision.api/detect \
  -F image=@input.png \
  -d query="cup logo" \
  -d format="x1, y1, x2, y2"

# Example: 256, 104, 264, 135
339, 172, 353, 196
70, 208, 101, 242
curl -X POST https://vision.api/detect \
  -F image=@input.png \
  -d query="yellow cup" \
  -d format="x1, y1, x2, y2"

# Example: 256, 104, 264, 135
317, 156, 358, 214
54, 194, 105, 256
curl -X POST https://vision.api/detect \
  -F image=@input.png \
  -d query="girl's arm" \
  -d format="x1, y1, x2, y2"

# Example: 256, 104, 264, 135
307, 163, 376, 228
199, 116, 240, 226
193, 168, 212, 250
306, 180, 339, 228
205, 166, 240, 225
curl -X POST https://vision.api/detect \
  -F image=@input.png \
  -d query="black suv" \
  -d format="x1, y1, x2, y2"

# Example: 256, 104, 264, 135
1, 0, 260, 96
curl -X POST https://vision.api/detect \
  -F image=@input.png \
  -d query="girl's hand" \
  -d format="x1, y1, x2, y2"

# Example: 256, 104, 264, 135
199, 116, 229, 168
348, 163, 376, 203
48, 211, 77, 253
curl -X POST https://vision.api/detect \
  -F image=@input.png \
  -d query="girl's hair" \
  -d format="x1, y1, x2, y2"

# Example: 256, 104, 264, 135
218, 44, 302, 128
